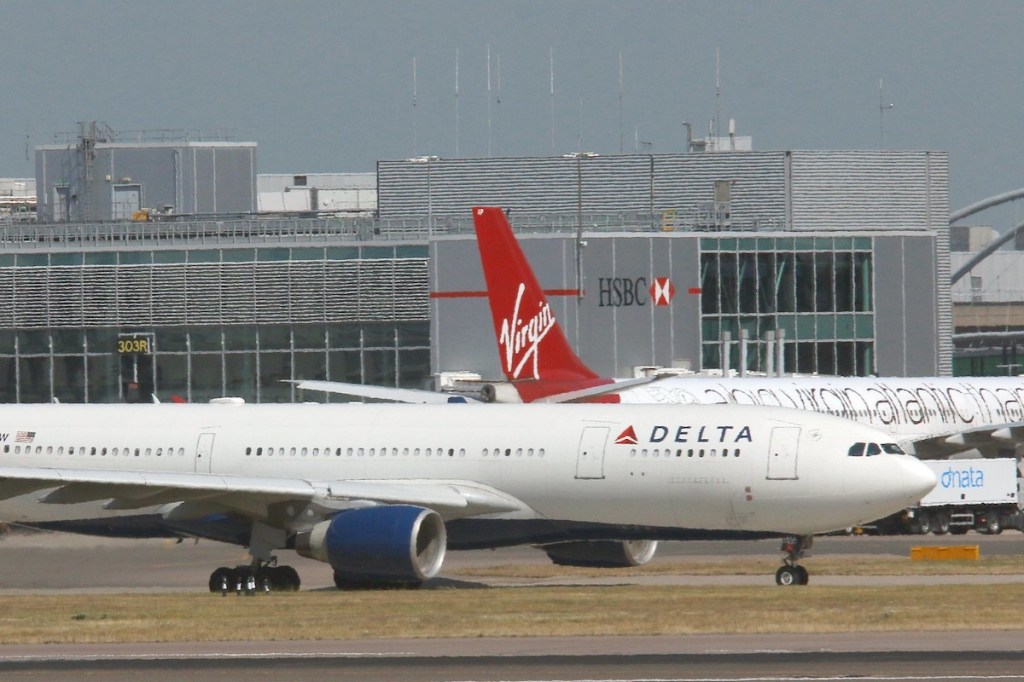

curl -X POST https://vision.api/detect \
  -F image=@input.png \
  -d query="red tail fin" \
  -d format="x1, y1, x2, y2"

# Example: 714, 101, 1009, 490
472, 206, 614, 402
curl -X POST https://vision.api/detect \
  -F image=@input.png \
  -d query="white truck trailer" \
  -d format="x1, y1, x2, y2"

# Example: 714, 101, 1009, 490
875, 458, 1022, 535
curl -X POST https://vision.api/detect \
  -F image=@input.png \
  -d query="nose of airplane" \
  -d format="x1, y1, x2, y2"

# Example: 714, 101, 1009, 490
896, 455, 939, 502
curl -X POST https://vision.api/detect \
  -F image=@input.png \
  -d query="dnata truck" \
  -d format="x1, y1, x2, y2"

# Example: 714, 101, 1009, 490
875, 458, 1022, 535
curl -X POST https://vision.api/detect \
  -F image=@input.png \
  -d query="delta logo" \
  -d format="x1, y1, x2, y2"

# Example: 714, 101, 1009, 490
615, 424, 754, 445
614, 426, 639, 445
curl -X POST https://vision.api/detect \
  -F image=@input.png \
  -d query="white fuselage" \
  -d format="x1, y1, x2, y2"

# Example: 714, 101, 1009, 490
0, 402, 935, 537
618, 376, 1024, 444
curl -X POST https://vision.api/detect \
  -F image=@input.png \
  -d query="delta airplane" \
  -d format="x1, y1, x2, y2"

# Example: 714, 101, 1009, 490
0, 401, 933, 589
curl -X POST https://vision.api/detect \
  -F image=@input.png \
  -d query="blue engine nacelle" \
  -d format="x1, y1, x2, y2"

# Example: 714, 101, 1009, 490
295, 505, 447, 587
543, 539, 658, 568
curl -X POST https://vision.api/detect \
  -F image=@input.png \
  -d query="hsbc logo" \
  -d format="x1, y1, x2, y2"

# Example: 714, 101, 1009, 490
650, 277, 674, 306
598, 277, 674, 307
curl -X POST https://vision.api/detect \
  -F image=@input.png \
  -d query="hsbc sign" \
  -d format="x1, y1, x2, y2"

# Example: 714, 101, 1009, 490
597, 277, 675, 307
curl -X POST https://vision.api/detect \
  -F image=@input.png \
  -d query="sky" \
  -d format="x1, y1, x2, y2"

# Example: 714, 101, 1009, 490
1, 0, 1022, 224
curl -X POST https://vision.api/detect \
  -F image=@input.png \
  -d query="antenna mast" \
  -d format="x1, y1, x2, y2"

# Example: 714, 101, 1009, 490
549, 47, 555, 153
487, 45, 492, 157
412, 57, 418, 156
618, 52, 624, 154
879, 78, 894, 149
455, 48, 460, 157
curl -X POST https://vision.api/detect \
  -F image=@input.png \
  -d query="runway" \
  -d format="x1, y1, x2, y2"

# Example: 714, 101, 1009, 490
2, 633, 1024, 680
1, 530, 1023, 680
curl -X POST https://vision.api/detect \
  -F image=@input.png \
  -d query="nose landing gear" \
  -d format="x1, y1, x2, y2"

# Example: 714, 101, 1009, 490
775, 535, 812, 586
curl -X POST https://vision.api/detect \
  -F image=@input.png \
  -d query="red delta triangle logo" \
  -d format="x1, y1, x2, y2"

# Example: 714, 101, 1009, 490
649, 277, 675, 306
615, 426, 639, 445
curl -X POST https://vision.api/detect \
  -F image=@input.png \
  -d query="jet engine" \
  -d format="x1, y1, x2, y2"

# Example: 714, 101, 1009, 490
543, 539, 658, 568
295, 505, 446, 587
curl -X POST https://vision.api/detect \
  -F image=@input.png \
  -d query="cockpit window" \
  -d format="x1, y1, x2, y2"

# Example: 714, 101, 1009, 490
847, 442, 865, 457
866, 442, 882, 457
881, 443, 905, 455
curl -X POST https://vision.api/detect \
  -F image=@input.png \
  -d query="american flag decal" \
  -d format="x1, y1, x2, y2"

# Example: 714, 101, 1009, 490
14, 431, 35, 443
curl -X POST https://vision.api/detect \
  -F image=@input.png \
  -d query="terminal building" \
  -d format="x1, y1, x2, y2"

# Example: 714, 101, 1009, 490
1, 132, 951, 403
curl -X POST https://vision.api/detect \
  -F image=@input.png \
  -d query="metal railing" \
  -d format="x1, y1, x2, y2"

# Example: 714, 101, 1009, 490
0, 210, 774, 250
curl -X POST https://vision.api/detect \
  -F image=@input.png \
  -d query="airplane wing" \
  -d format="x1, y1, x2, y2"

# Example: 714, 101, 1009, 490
909, 422, 1024, 459
288, 380, 479, 404
535, 376, 662, 403
0, 467, 528, 522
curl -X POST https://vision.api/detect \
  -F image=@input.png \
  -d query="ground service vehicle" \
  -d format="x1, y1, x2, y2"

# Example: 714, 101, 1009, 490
875, 458, 1022, 535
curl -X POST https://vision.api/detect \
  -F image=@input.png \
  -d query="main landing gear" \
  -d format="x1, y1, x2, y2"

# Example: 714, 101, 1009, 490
208, 560, 301, 595
775, 535, 812, 586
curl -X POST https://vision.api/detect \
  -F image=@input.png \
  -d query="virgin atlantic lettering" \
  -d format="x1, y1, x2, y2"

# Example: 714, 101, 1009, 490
499, 283, 556, 380
635, 381, 1024, 429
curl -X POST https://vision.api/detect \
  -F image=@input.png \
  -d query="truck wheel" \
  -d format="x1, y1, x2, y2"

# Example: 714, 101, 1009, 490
986, 515, 1002, 535
915, 514, 932, 535
933, 512, 950, 535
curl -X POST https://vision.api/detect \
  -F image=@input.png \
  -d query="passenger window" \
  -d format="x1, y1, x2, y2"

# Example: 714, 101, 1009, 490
847, 442, 865, 457
866, 443, 882, 457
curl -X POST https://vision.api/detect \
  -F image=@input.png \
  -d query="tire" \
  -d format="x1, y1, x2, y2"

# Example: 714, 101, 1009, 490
986, 514, 1002, 535
775, 566, 800, 586
272, 566, 301, 592
796, 565, 810, 585
933, 512, 950, 535
208, 567, 235, 594
915, 514, 932, 535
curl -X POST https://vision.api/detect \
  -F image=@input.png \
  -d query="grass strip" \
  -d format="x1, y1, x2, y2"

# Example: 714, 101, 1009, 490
2, 584, 1023, 644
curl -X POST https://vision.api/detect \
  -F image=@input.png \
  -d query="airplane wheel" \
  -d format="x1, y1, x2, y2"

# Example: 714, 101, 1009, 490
797, 565, 809, 585
775, 566, 801, 586
255, 569, 273, 593
271, 566, 301, 592
209, 567, 235, 594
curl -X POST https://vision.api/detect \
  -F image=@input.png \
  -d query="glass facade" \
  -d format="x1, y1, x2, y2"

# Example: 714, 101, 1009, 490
700, 237, 875, 376
0, 322, 431, 403
0, 243, 431, 403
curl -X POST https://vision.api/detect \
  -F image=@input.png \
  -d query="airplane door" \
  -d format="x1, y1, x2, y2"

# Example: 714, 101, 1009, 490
766, 427, 800, 480
195, 433, 215, 474
576, 427, 609, 480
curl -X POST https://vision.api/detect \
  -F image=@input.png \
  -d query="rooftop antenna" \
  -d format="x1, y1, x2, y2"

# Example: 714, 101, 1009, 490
495, 53, 502, 156
412, 56, 418, 156
487, 45, 492, 157
549, 47, 556, 153
713, 46, 721, 152
455, 48, 460, 157
618, 51, 624, 153
879, 78, 894, 149
577, 96, 584, 152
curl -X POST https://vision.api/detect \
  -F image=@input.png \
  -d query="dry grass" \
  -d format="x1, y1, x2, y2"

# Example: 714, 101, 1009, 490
2, 584, 1024, 644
